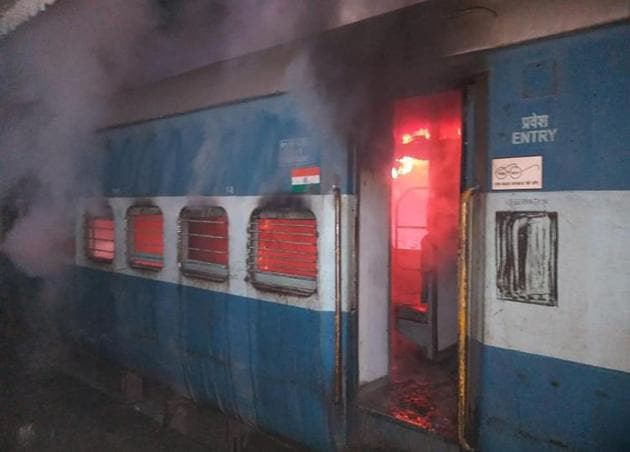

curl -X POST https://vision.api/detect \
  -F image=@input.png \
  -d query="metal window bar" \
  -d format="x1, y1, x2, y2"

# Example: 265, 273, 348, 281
178, 207, 229, 281
85, 214, 115, 263
247, 210, 318, 296
127, 206, 164, 271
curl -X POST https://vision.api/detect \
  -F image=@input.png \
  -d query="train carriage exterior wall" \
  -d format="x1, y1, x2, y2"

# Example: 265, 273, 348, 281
71, 94, 356, 450
68, 21, 629, 451
476, 23, 630, 451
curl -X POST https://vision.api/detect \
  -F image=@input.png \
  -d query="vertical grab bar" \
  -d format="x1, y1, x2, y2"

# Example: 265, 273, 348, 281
457, 186, 477, 451
333, 186, 343, 404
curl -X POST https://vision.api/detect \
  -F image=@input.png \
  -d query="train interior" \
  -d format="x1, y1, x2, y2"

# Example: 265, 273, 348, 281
359, 91, 462, 439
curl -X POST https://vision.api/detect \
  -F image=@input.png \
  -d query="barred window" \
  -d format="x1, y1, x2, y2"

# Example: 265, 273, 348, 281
85, 207, 115, 263
248, 209, 317, 295
178, 207, 228, 281
127, 206, 163, 271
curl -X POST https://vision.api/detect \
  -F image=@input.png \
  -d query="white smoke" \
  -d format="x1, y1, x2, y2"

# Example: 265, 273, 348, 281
0, 0, 405, 276
0, 0, 156, 276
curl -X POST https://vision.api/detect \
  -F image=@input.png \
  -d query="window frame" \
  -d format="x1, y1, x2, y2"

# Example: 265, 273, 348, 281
247, 208, 318, 296
84, 206, 115, 264
126, 205, 164, 272
178, 206, 229, 282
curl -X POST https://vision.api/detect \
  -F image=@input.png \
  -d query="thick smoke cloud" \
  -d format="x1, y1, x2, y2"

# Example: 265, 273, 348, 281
0, 0, 156, 276
140, 0, 421, 81
0, 0, 407, 287
0, 0, 413, 377
0, 1, 163, 370
0, 0, 329, 275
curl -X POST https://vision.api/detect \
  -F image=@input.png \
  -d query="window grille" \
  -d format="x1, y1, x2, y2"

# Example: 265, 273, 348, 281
85, 208, 115, 263
178, 207, 228, 281
248, 209, 318, 295
127, 206, 164, 271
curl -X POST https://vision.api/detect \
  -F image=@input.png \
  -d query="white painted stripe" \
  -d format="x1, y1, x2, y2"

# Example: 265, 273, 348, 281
478, 190, 630, 373
291, 175, 320, 185
75, 194, 355, 313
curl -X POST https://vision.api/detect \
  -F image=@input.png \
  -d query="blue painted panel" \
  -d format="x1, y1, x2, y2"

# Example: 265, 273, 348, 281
478, 343, 630, 451
183, 354, 237, 413
180, 286, 230, 362
488, 24, 630, 191
521, 59, 557, 98
67, 266, 343, 450
101, 94, 352, 197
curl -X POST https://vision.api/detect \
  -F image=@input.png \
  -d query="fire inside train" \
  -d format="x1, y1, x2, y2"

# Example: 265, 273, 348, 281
65, 4, 629, 451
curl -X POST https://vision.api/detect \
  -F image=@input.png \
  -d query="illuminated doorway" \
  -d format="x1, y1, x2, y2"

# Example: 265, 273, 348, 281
365, 91, 462, 438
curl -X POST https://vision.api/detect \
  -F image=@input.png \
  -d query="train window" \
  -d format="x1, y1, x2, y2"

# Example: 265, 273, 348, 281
247, 209, 317, 295
85, 207, 115, 263
178, 207, 229, 281
127, 206, 164, 271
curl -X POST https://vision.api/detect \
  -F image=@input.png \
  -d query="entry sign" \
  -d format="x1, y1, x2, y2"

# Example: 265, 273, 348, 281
492, 156, 543, 190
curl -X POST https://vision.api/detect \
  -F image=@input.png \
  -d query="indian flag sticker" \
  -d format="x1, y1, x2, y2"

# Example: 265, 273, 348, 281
291, 166, 321, 193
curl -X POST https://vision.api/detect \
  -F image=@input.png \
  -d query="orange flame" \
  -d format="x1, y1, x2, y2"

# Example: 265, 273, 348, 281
392, 156, 416, 179
401, 128, 431, 144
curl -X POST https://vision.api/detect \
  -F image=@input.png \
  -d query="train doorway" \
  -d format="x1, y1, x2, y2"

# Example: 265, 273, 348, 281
358, 90, 462, 441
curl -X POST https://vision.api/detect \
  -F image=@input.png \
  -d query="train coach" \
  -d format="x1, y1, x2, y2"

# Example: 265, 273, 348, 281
67, 2, 630, 450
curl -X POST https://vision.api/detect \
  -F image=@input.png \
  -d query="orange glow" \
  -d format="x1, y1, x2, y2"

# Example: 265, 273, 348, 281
391, 90, 462, 316
401, 128, 431, 144
131, 213, 163, 269
391, 156, 428, 179
256, 218, 317, 279
87, 217, 114, 261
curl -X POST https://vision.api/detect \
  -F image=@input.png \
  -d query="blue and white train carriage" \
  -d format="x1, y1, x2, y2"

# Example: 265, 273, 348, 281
74, 93, 355, 449
70, 2, 630, 450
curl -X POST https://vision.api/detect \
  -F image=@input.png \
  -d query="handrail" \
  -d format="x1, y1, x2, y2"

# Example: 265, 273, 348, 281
333, 186, 343, 404
457, 185, 478, 451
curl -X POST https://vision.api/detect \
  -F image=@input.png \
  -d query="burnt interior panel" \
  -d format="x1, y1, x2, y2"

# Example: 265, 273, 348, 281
496, 211, 558, 305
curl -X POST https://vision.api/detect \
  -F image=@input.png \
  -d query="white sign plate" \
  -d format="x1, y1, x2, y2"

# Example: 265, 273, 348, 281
492, 156, 543, 190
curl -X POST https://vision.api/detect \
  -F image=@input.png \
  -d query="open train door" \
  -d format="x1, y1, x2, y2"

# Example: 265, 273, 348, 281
355, 78, 487, 450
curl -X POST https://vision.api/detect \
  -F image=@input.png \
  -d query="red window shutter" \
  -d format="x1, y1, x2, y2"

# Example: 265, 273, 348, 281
86, 217, 115, 262
186, 214, 228, 266
129, 208, 163, 270
179, 207, 229, 280
256, 218, 317, 279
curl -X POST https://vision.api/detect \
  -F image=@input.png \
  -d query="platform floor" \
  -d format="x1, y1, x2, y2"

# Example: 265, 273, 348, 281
0, 327, 302, 452
0, 332, 209, 451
